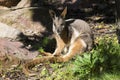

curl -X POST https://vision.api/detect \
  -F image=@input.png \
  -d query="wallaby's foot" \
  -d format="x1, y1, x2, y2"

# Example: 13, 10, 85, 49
53, 56, 70, 62
49, 56, 64, 62
53, 53, 62, 57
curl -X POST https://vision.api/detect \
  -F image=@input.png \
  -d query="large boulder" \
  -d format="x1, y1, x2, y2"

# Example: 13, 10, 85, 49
0, 38, 39, 60
0, 38, 39, 72
0, 7, 50, 37
0, 22, 23, 40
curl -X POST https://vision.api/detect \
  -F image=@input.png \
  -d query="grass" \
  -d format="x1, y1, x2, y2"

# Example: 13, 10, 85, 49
1, 35, 120, 80
36, 35, 120, 80
92, 72, 120, 80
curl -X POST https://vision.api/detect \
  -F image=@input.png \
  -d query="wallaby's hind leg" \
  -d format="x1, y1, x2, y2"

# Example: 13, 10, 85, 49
62, 38, 86, 62
53, 35, 66, 56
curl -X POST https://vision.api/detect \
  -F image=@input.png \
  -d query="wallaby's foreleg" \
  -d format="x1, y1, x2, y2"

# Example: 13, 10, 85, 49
62, 38, 86, 62
53, 35, 66, 56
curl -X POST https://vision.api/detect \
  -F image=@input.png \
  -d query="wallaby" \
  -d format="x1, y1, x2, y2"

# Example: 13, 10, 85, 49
22, 7, 94, 76
49, 7, 93, 61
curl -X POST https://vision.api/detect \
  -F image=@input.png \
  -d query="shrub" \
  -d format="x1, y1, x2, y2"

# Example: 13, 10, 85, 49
73, 36, 120, 79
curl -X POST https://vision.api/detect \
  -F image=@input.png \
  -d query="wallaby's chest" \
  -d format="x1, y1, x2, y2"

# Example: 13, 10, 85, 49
59, 27, 71, 44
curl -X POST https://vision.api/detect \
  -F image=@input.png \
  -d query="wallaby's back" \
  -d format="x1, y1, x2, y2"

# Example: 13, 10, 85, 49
66, 19, 93, 50
68, 19, 91, 34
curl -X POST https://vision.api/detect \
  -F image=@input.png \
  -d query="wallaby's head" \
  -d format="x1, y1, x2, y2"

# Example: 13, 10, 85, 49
49, 7, 67, 34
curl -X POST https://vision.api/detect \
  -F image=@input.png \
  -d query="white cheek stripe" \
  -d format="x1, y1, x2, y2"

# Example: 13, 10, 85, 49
53, 24, 59, 35
53, 24, 56, 33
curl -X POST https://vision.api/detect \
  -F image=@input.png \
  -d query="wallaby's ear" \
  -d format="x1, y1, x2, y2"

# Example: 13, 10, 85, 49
60, 7, 67, 18
49, 10, 56, 19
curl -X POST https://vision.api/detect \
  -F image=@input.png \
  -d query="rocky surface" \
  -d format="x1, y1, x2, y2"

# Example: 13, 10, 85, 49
0, 8, 47, 36
0, 22, 23, 40
0, 38, 39, 60
0, 0, 20, 7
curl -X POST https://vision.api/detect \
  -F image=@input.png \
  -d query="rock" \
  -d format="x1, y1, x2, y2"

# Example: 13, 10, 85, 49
0, 22, 23, 40
0, 0, 20, 7
0, 38, 39, 60
16, 0, 31, 8
0, 38, 39, 72
0, 7, 50, 36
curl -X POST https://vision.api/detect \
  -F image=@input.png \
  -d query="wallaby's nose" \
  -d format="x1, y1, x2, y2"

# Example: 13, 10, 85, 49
57, 27, 63, 34
57, 29, 61, 34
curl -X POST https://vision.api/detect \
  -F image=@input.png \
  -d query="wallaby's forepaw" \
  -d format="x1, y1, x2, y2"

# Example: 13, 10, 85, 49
53, 53, 62, 57
56, 56, 64, 62
53, 52, 63, 57
49, 56, 63, 62
41, 52, 52, 56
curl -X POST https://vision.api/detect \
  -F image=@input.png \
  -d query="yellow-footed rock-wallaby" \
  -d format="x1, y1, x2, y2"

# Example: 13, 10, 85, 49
23, 7, 94, 76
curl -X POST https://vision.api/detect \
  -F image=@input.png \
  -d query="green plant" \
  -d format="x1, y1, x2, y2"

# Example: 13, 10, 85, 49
38, 37, 56, 53
92, 72, 120, 80
73, 36, 120, 80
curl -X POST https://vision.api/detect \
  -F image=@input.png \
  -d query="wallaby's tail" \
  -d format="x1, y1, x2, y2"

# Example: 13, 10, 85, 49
22, 56, 53, 76
22, 56, 64, 76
